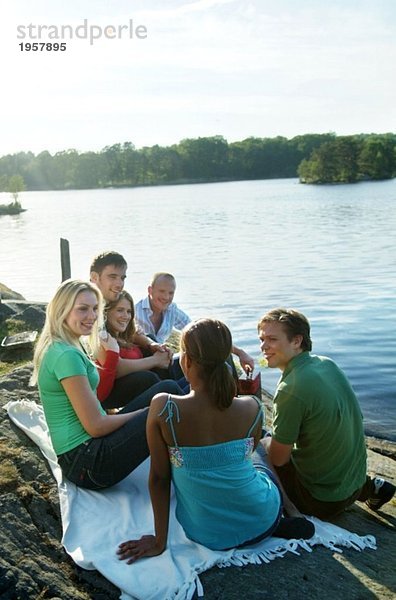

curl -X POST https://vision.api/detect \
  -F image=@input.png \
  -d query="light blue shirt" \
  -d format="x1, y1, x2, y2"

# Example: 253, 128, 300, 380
135, 296, 191, 343
161, 398, 282, 550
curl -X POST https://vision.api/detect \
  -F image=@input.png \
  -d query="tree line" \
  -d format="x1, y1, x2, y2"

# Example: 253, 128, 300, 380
0, 133, 395, 191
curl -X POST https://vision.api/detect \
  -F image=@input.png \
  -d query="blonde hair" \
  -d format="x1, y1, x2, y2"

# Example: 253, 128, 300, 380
181, 318, 236, 410
31, 279, 103, 384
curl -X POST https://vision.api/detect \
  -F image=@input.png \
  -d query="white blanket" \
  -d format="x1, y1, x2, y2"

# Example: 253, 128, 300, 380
6, 400, 376, 600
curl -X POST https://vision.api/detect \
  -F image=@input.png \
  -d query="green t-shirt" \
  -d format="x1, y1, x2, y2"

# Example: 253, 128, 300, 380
272, 352, 367, 502
38, 341, 105, 455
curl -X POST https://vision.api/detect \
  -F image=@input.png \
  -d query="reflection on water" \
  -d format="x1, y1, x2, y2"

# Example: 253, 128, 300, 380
1, 178, 395, 439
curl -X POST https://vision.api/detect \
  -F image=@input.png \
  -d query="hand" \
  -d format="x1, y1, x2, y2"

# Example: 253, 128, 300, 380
149, 342, 163, 354
100, 333, 120, 354
149, 341, 170, 353
163, 345, 174, 362
153, 350, 171, 369
117, 535, 165, 564
235, 348, 255, 373
96, 334, 119, 365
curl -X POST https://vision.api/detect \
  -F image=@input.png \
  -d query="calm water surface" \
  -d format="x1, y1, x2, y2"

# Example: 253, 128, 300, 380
1, 179, 395, 440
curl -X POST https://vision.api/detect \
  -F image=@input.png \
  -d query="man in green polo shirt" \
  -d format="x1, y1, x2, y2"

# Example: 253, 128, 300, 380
258, 308, 395, 519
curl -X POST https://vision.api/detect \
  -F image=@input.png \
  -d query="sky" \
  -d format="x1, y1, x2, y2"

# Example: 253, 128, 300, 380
0, 0, 395, 156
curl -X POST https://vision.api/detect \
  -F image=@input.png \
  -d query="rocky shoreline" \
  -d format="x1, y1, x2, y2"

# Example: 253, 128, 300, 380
0, 286, 395, 599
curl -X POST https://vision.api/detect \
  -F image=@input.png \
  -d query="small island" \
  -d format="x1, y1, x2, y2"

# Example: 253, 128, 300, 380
0, 200, 26, 216
0, 175, 26, 216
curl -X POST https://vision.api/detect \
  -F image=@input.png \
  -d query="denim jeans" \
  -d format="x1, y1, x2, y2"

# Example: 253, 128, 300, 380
57, 408, 149, 490
102, 370, 161, 410
118, 379, 185, 413
152, 353, 189, 391
58, 379, 184, 490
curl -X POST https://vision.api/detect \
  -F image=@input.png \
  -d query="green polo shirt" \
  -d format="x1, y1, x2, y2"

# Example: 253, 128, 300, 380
38, 341, 105, 455
272, 352, 367, 502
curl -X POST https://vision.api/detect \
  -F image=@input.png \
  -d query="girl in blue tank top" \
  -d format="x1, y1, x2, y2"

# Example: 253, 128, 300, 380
118, 318, 314, 563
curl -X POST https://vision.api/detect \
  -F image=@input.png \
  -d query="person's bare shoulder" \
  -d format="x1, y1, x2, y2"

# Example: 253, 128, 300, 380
234, 394, 259, 406
150, 392, 169, 412
150, 391, 189, 415
233, 394, 261, 418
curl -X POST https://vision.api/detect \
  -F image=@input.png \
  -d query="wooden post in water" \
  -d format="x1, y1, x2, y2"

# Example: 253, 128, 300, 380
60, 238, 71, 281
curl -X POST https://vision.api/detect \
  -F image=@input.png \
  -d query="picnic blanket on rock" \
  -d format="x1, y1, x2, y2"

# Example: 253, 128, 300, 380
6, 399, 377, 600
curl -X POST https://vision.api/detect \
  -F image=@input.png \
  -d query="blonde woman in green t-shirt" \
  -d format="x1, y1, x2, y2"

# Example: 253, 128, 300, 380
31, 279, 151, 489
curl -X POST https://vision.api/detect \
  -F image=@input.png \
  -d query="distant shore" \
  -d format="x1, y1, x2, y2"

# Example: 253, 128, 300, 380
1, 132, 395, 191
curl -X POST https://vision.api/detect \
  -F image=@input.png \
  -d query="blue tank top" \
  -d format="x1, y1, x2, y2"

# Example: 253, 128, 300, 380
160, 397, 282, 550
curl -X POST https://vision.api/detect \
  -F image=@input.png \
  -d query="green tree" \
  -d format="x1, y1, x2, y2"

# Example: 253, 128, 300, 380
74, 152, 103, 188
298, 137, 360, 183
0, 174, 8, 192
7, 174, 25, 201
177, 136, 229, 180
52, 150, 80, 189
140, 145, 183, 184
358, 136, 396, 180
102, 143, 123, 186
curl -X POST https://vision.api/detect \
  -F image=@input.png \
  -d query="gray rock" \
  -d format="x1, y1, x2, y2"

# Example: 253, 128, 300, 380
0, 303, 17, 324
18, 305, 46, 330
0, 283, 25, 301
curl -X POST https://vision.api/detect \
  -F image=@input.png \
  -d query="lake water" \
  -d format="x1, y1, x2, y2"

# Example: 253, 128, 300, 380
1, 178, 395, 440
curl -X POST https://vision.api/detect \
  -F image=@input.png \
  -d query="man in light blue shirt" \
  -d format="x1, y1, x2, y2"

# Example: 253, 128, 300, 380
135, 273, 190, 344
136, 272, 254, 372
